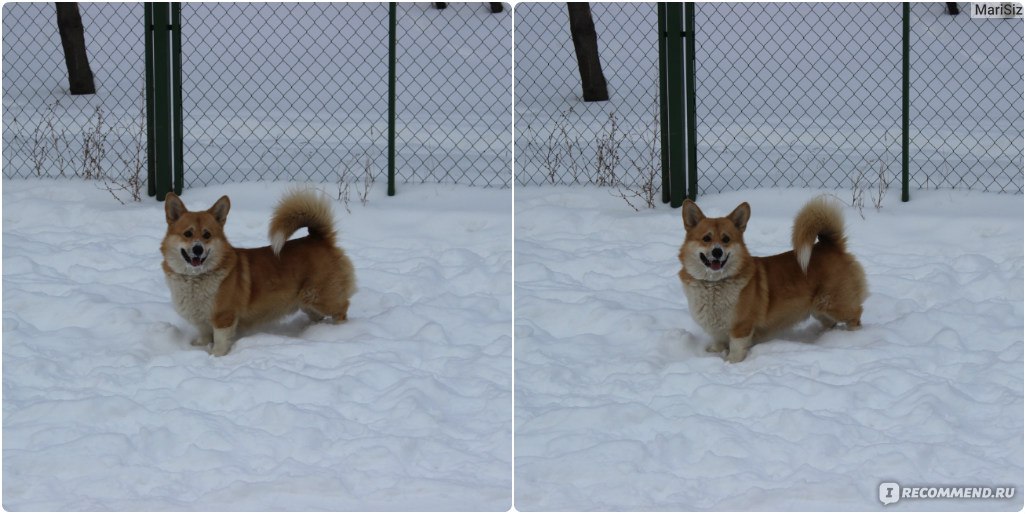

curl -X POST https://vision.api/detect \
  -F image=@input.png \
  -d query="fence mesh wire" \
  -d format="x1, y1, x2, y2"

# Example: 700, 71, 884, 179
181, 3, 389, 187
397, 3, 512, 187
909, 2, 1024, 193
514, 2, 661, 189
514, 2, 1024, 195
2, 3, 146, 199
694, 3, 903, 194
2, 2, 512, 190
4, 3, 1021, 196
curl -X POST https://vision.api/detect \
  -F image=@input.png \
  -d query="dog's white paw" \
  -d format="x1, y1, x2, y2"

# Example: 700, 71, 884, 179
725, 349, 748, 363
208, 344, 232, 357
191, 336, 211, 347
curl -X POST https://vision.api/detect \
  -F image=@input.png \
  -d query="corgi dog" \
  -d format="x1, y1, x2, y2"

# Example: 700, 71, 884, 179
161, 190, 356, 356
678, 197, 867, 363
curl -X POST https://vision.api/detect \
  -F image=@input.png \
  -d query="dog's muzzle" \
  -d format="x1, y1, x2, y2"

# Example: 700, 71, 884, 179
181, 244, 207, 267
699, 248, 728, 271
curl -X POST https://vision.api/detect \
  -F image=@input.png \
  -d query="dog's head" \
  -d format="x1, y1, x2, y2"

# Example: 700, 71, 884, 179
679, 200, 750, 281
161, 193, 231, 275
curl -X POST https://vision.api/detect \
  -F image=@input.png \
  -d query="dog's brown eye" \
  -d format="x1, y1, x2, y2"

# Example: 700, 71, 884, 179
202, 231, 211, 240
722, 235, 730, 244
702, 235, 712, 243
184, 230, 193, 238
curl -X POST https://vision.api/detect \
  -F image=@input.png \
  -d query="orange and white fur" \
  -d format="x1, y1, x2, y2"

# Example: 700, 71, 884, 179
678, 197, 867, 363
161, 190, 356, 356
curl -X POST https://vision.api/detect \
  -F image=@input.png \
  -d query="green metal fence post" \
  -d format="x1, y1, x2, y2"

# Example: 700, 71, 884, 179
388, 3, 397, 197
684, 2, 698, 201
665, 2, 685, 208
902, 2, 910, 202
145, 3, 156, 197
146, 2, 182, 200
658, 3, 670, 204
152, 3, 172, 201
172, 3, 183, 196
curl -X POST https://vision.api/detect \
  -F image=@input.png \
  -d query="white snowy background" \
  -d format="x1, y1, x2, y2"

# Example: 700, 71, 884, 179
2, 2, 512, 510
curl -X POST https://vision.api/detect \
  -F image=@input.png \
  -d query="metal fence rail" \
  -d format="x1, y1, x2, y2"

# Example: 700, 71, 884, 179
2, 2, 512, 190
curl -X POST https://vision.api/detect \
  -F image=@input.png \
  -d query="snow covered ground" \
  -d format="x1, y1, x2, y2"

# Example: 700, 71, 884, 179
514, 186, 1023, 510
2, 179, 511, 510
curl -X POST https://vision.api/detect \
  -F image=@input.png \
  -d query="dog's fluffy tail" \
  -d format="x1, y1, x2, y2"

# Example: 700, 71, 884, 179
268, 190, 337, 256
792, 196, 848, 274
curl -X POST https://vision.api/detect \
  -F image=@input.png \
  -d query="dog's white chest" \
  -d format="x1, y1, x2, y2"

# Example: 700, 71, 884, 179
683, 279, 744, 339
165, 270, 226, 327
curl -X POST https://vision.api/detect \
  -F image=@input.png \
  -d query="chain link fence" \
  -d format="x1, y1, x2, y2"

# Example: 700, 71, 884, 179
694, 3, 903, 194
181, 3, 388, 187
910, 2, 1023, 193
3, 3, 146, 198
515, 3, 661, 189
397, 3, 512, 187
3, 3, 512, 190
514, 2, 1023, 195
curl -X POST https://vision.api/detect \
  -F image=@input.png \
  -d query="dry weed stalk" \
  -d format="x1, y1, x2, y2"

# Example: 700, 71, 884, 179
614, 113, 660, 211
595, 112, 622, 187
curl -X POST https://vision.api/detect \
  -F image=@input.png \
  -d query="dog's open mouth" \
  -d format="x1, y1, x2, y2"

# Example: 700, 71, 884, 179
699, 252, 728, 271
180, 248, 207, 267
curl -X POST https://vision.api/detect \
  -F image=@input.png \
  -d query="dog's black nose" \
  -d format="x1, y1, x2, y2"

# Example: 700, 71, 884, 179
711, 247, 723, 259
192, 244, 204, 256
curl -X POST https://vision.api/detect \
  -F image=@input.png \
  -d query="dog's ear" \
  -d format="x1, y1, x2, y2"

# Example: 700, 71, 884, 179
682, 199, 705, 231
208, 196, 231, 226
164, 192, 187, 225
728, 202, 751, 232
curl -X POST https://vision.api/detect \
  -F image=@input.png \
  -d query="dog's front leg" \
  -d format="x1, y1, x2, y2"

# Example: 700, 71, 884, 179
209, 312, 237, 357
726, 322, 754, 363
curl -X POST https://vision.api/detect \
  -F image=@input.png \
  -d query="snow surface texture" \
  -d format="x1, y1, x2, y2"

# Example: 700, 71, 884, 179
514, 187, 1023, 510
3, 180, 512, 510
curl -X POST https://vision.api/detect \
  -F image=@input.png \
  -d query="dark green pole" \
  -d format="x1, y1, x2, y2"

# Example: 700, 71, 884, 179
684, 2, 698, 201
658, 3, 670, 204
388, 3, 396, 197
665, 2, 685, 208
152, 3, 172, 201
902, 2, 910, 202
145, 3, 155, 197
172, 3, 183, 195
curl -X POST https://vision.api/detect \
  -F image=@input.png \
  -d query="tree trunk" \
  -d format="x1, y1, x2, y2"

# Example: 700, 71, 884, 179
945, 3, 960, 15
567, 3, 608, 102
489, 3, 504, 13
56, 3, 95, 95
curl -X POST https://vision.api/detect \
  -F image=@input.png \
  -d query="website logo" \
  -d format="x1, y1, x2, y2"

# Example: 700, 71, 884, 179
879, 482, 1017, 505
